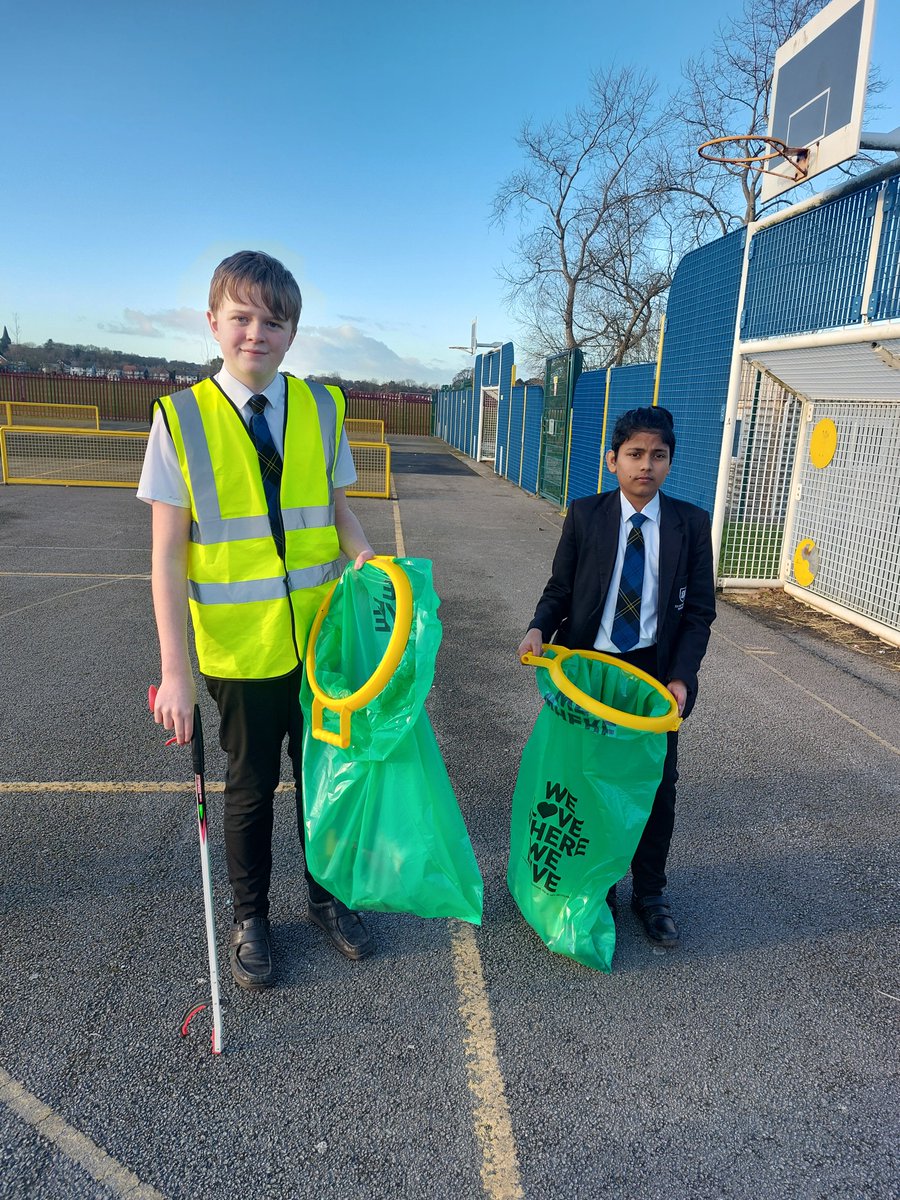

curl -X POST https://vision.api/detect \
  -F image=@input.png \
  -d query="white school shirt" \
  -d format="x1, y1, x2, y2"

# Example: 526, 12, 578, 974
593, 492, 661, 653
136, 367, 357, 507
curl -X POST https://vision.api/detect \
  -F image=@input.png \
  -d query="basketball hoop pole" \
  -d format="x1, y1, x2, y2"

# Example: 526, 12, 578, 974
859, 127, 900, 152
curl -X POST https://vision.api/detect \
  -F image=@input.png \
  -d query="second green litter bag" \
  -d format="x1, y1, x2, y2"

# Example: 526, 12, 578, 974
300, 556, 482, 925
508, 646, 680, 971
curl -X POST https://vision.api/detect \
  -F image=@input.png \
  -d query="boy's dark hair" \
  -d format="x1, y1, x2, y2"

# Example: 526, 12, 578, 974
610, 406, 676, 462
208, 251, 303, 331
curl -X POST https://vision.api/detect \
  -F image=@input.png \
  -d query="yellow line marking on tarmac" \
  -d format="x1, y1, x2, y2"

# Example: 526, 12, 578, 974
450, 923, 525, 1200
0, 1065, 165, 1199
391, 479, 405, 556
715, 626, 900, 757
392, 491, 523, 1199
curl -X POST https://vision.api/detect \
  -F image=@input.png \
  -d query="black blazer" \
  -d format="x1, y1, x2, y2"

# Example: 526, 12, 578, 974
530, 489, 716, 719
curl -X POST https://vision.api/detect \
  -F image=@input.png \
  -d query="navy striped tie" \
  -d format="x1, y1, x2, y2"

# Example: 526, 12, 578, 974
248, 394, 284, 559
611, 513, 648, 652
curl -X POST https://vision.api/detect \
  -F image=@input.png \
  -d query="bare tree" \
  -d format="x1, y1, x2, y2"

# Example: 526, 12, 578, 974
494, 1, 888, 369
493, 66, 675, 370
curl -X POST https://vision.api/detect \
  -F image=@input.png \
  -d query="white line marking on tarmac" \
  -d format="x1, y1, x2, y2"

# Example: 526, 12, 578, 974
0, 576, 145, 620
0, 571, 149, 579
0, 1065, 165, 1199
0, 781, 291, 793
715, 627, 900, 757
392, 487, 523, 1199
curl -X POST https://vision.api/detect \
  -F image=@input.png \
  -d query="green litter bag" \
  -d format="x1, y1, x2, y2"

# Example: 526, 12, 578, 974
507, 646, 680, 971
300, 557, 483, 925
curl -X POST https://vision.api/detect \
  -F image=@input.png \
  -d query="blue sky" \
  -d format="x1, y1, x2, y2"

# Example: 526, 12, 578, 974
2, 0, 898, 386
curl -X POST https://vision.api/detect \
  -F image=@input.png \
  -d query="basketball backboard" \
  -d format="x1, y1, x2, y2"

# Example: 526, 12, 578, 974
762, 0, 876, 202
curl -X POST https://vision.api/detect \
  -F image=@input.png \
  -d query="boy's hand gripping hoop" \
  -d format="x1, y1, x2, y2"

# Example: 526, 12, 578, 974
520, 645, 683, 733
305, 556, 414, 749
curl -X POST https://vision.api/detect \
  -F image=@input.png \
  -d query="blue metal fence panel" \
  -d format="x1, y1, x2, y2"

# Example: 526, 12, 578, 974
565, 367, 607, 504
507, 385, 525, 483
741, 183, 879, 339
521, 385, 544, 493
433, 387, 476, 453
596, 363, 658, 495
870, 176, 900, 320
657, 228, 746, 513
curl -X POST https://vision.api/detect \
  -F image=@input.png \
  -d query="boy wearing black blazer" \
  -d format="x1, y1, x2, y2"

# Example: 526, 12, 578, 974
518, 406, 716, 947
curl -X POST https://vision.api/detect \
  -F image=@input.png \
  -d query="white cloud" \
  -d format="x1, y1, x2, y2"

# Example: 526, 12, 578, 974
98, 307, 207, 340
285, 323, 449, 385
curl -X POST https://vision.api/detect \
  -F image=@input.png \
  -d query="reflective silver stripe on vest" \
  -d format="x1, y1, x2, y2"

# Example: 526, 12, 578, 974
190, 509, 332, 543
168, 386, 222, 525
191, 515, 272, 544
287, 558, 342, 592
303, 380, 338, 506
189, 560, 341, 604
188, 577, 289, 604
282, 505, 332, 532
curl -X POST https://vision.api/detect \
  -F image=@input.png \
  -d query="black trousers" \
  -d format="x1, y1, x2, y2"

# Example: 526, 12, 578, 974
204, 669, 333, 923
608, 644, 679, 899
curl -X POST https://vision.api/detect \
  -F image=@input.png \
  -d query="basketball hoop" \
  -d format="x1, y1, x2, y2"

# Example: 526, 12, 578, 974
697, 135, 811, 181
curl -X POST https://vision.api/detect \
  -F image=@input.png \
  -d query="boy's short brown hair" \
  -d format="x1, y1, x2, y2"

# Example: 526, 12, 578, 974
208, 251, 303, 331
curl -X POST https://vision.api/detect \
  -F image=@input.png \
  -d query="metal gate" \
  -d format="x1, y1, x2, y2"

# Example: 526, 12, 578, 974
719, 363, 803, 584
478, 387, 498, 462
538, 349, 582, 505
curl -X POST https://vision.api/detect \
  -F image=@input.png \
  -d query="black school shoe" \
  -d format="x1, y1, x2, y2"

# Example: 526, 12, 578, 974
230, 916, 274, 989
308, 897, 375, 961
631, 892, 681, 948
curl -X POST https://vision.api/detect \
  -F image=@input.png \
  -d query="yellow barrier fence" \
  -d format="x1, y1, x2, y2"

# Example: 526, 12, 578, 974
1, 427, 393, 499
0, 427, 148, 487
344, 418, 385, 443
346, 441, 391, 499
2, 401, 100, 429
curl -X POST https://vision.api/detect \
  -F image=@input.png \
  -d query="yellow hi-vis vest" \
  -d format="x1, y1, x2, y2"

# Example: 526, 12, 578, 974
155, 375, 345, 679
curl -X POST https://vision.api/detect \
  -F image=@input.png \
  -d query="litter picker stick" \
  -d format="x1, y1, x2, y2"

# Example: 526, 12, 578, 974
148, 687, 223, 1056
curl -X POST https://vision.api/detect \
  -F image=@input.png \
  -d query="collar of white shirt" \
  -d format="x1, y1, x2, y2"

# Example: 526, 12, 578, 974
620, 491, 661, 526
215, 366, 285, 418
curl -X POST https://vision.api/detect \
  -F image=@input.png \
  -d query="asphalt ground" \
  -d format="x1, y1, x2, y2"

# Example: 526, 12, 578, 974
0, 435, 897, 1200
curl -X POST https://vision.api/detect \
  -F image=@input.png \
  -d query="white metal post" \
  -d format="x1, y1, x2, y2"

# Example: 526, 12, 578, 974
710, 226, 754, 571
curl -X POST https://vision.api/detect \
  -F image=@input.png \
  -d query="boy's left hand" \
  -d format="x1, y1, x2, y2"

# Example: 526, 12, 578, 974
353, 549, 375, 570
668, 679, 688, 715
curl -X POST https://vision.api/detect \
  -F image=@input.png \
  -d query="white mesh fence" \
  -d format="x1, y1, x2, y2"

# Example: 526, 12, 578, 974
788, 399, 900, 630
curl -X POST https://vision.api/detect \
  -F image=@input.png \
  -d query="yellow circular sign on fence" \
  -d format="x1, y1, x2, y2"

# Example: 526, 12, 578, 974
793, 538, 820, 587
809, 419, 837, 468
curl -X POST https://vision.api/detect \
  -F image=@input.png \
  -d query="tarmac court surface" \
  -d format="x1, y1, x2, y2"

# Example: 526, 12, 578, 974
0, 435, 897, 1199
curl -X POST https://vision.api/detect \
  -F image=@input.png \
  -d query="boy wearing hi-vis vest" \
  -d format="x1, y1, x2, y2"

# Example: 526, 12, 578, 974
138, 250, 377, 989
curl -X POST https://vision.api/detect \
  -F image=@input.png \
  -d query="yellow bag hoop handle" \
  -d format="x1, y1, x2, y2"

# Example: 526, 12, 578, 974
306, 556, 414, 748
520, 644, 682, 733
